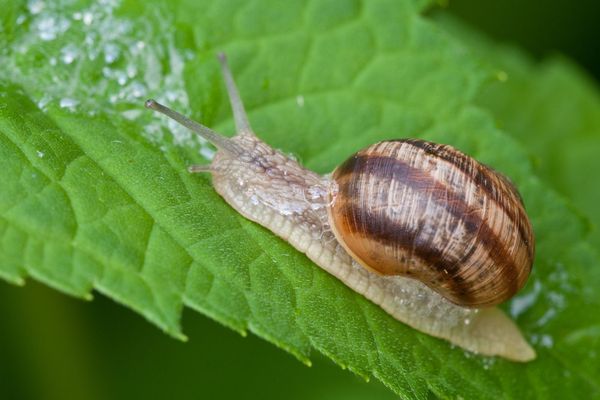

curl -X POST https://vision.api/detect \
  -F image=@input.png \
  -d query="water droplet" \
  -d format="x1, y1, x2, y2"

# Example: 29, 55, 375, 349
60, 43, 78, 64
121, 109, 142, 120
115, 70, 128, 85
104, 43, 120, 63
510, 280, 542, 317
129, 81, 145, 98
164, 90, 180, 103
126, 64, 137, 78
36, 150, 45, 158
200, 147, 216, 161
481, 357, 496, 370
296, 95, 305, 107
537, 308, 557, 326
37, 95, 51, 110
37, 15, 71, 41
28, 0, 45, 15
82, 11, 93, 25
540, 334, 554, 348
59, 98, 78, 110
530, 333, 555, 349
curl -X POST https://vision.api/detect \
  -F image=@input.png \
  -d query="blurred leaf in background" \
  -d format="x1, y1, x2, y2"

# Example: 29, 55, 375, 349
0, 281, 396, 400
432, 9, 600, 249
0, 0, 599, 399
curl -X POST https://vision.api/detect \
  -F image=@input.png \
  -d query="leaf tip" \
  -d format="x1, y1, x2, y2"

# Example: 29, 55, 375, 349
177, 333, 189, 342
168, 329, 188, 342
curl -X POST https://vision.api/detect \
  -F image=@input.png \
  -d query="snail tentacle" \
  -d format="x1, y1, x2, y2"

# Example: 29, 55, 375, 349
217, 52, 254, 136
145, 99, 243, 155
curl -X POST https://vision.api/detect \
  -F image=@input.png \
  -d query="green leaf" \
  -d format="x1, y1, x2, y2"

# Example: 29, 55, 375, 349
1, 0, 599, 398
433, 13, 600, 248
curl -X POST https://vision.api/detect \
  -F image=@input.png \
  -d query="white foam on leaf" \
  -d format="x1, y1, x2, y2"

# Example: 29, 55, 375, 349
60, 43, 79, 64
510, 279, 542, 317
27, 0, 45, 15
5, 0, 214, 158
60, 97, 78, 110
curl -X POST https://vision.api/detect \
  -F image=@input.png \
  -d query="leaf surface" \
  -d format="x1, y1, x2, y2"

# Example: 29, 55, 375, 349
1, 0, 599, 398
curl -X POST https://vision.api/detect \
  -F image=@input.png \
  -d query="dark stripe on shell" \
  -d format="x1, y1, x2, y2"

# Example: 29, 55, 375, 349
334, 153, 525, 305
400, 138, 534, 261
338, 201, 475, 302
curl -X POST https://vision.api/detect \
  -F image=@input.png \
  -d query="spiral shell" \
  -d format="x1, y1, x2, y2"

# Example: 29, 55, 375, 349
328, 139, 535, 307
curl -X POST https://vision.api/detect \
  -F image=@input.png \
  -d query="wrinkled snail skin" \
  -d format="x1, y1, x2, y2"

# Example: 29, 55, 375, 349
145, 53, 536, 362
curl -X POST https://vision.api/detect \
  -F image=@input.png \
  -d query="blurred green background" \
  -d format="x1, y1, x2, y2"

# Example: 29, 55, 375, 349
0, 0, 598, 399
448, 0, 600, 81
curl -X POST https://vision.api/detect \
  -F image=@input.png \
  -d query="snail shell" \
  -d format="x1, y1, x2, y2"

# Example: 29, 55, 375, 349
145, 53, 536, 362
329, 140, 534, 308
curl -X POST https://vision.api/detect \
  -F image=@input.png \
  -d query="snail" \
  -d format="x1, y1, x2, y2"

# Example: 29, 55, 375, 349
145, 53, 536, 362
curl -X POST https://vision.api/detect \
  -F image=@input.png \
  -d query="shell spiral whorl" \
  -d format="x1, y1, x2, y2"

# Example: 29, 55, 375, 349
328, 139, 535, 308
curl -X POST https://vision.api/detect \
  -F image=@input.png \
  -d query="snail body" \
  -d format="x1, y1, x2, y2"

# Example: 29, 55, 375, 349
145, 54, 536, 361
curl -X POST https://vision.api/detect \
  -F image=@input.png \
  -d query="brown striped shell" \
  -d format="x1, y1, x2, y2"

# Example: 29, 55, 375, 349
328, 139, 535, 308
